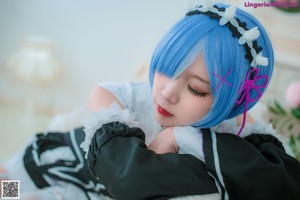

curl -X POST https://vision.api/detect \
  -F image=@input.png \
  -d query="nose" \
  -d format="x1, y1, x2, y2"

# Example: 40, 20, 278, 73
161, 79, 180, 104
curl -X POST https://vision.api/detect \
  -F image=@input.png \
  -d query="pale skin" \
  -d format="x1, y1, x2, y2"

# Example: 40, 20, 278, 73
86, 54, 253, 154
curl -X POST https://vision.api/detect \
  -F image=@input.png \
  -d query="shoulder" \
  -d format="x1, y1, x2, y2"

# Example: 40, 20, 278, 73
86, 84, 125, 112
86, 82, 150, 112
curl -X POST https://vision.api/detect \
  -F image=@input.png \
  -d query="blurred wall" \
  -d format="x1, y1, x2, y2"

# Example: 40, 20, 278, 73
0, 0, 185, 110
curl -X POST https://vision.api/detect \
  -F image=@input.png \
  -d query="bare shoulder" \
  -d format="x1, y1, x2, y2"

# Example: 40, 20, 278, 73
86, 85, 125, 112
236, 113, 254, 126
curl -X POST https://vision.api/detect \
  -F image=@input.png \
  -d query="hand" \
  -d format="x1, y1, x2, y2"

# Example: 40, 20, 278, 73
148, 127, 179, 154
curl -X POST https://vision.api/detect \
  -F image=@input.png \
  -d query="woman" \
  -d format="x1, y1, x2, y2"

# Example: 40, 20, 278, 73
1, 2, 300, 200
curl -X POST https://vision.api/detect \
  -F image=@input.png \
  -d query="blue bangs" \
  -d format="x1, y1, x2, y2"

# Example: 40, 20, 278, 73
149, 14, 215, 85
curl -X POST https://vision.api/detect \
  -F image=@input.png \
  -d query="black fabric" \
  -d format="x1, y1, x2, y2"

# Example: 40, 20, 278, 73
23, 122, 300, 200
23, 132, 66, 188
202, 129, 300, 200
88, 122, 218, 200
23, 128, 108, 198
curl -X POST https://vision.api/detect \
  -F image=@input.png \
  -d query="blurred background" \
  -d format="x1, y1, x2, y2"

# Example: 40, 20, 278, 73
0, 0, 299, 162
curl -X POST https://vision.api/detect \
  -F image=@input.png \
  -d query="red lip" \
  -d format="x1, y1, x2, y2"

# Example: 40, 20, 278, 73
157, 105, 173, 117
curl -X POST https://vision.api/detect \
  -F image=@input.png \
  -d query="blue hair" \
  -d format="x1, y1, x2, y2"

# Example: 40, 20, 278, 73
149, 4, 274, 128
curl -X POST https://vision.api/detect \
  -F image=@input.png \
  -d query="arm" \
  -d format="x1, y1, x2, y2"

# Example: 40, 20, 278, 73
148, 126, 205, 161
148, 127, 179, 154
86, 85, 125, 111
202, 129, 300, 199
88, 122, 218, 200
149, 113, 254, 156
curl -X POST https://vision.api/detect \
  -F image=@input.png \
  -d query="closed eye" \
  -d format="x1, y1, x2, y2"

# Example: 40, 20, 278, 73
187, 84, 207, 97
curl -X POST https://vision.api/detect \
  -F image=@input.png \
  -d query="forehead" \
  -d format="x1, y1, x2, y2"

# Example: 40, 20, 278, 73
184, 54, 209, 79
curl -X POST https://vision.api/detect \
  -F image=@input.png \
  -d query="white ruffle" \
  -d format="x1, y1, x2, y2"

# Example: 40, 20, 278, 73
80, 102, 140, 158
213, 121, 294, 157
213, 120, 276, 137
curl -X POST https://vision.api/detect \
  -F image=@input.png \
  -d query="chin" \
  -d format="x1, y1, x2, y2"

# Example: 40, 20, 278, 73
155, 115, 182, 127
154, 114, 171, 127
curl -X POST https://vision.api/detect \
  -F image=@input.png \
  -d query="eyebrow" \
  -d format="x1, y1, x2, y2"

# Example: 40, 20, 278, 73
191, 75, 210, 85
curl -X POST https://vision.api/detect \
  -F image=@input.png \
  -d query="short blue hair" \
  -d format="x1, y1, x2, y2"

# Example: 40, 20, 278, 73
149, 4, 274, 128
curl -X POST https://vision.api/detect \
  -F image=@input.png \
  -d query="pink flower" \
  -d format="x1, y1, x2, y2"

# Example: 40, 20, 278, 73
285, 81, 300, 108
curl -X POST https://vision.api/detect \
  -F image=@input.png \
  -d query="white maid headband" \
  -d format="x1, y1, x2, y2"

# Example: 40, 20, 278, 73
184, 0, 269, 67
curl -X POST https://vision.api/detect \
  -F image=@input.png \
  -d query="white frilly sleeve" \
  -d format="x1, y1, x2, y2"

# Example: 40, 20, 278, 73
80, 102, 140, 158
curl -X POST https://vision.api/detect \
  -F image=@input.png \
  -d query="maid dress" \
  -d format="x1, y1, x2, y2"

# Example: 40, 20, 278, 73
2, 82, 178, 199
2, 82, 300, 200
2, 82, 160, 200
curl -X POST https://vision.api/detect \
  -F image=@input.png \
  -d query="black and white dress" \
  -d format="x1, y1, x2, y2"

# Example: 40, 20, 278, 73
3, 82, 299, 200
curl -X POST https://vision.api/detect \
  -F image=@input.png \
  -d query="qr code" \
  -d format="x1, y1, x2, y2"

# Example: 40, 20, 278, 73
1, 180, 20, 199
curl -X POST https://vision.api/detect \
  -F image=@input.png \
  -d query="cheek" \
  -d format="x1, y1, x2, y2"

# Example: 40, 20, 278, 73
181, 96, 213, 123
152, 80, 160, 99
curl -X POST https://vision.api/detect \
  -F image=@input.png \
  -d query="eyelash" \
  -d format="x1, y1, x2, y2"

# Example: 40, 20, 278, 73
187, 84, 207, 98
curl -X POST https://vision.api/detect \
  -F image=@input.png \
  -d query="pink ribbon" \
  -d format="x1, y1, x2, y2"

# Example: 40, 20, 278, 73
235, 68, 268, 136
